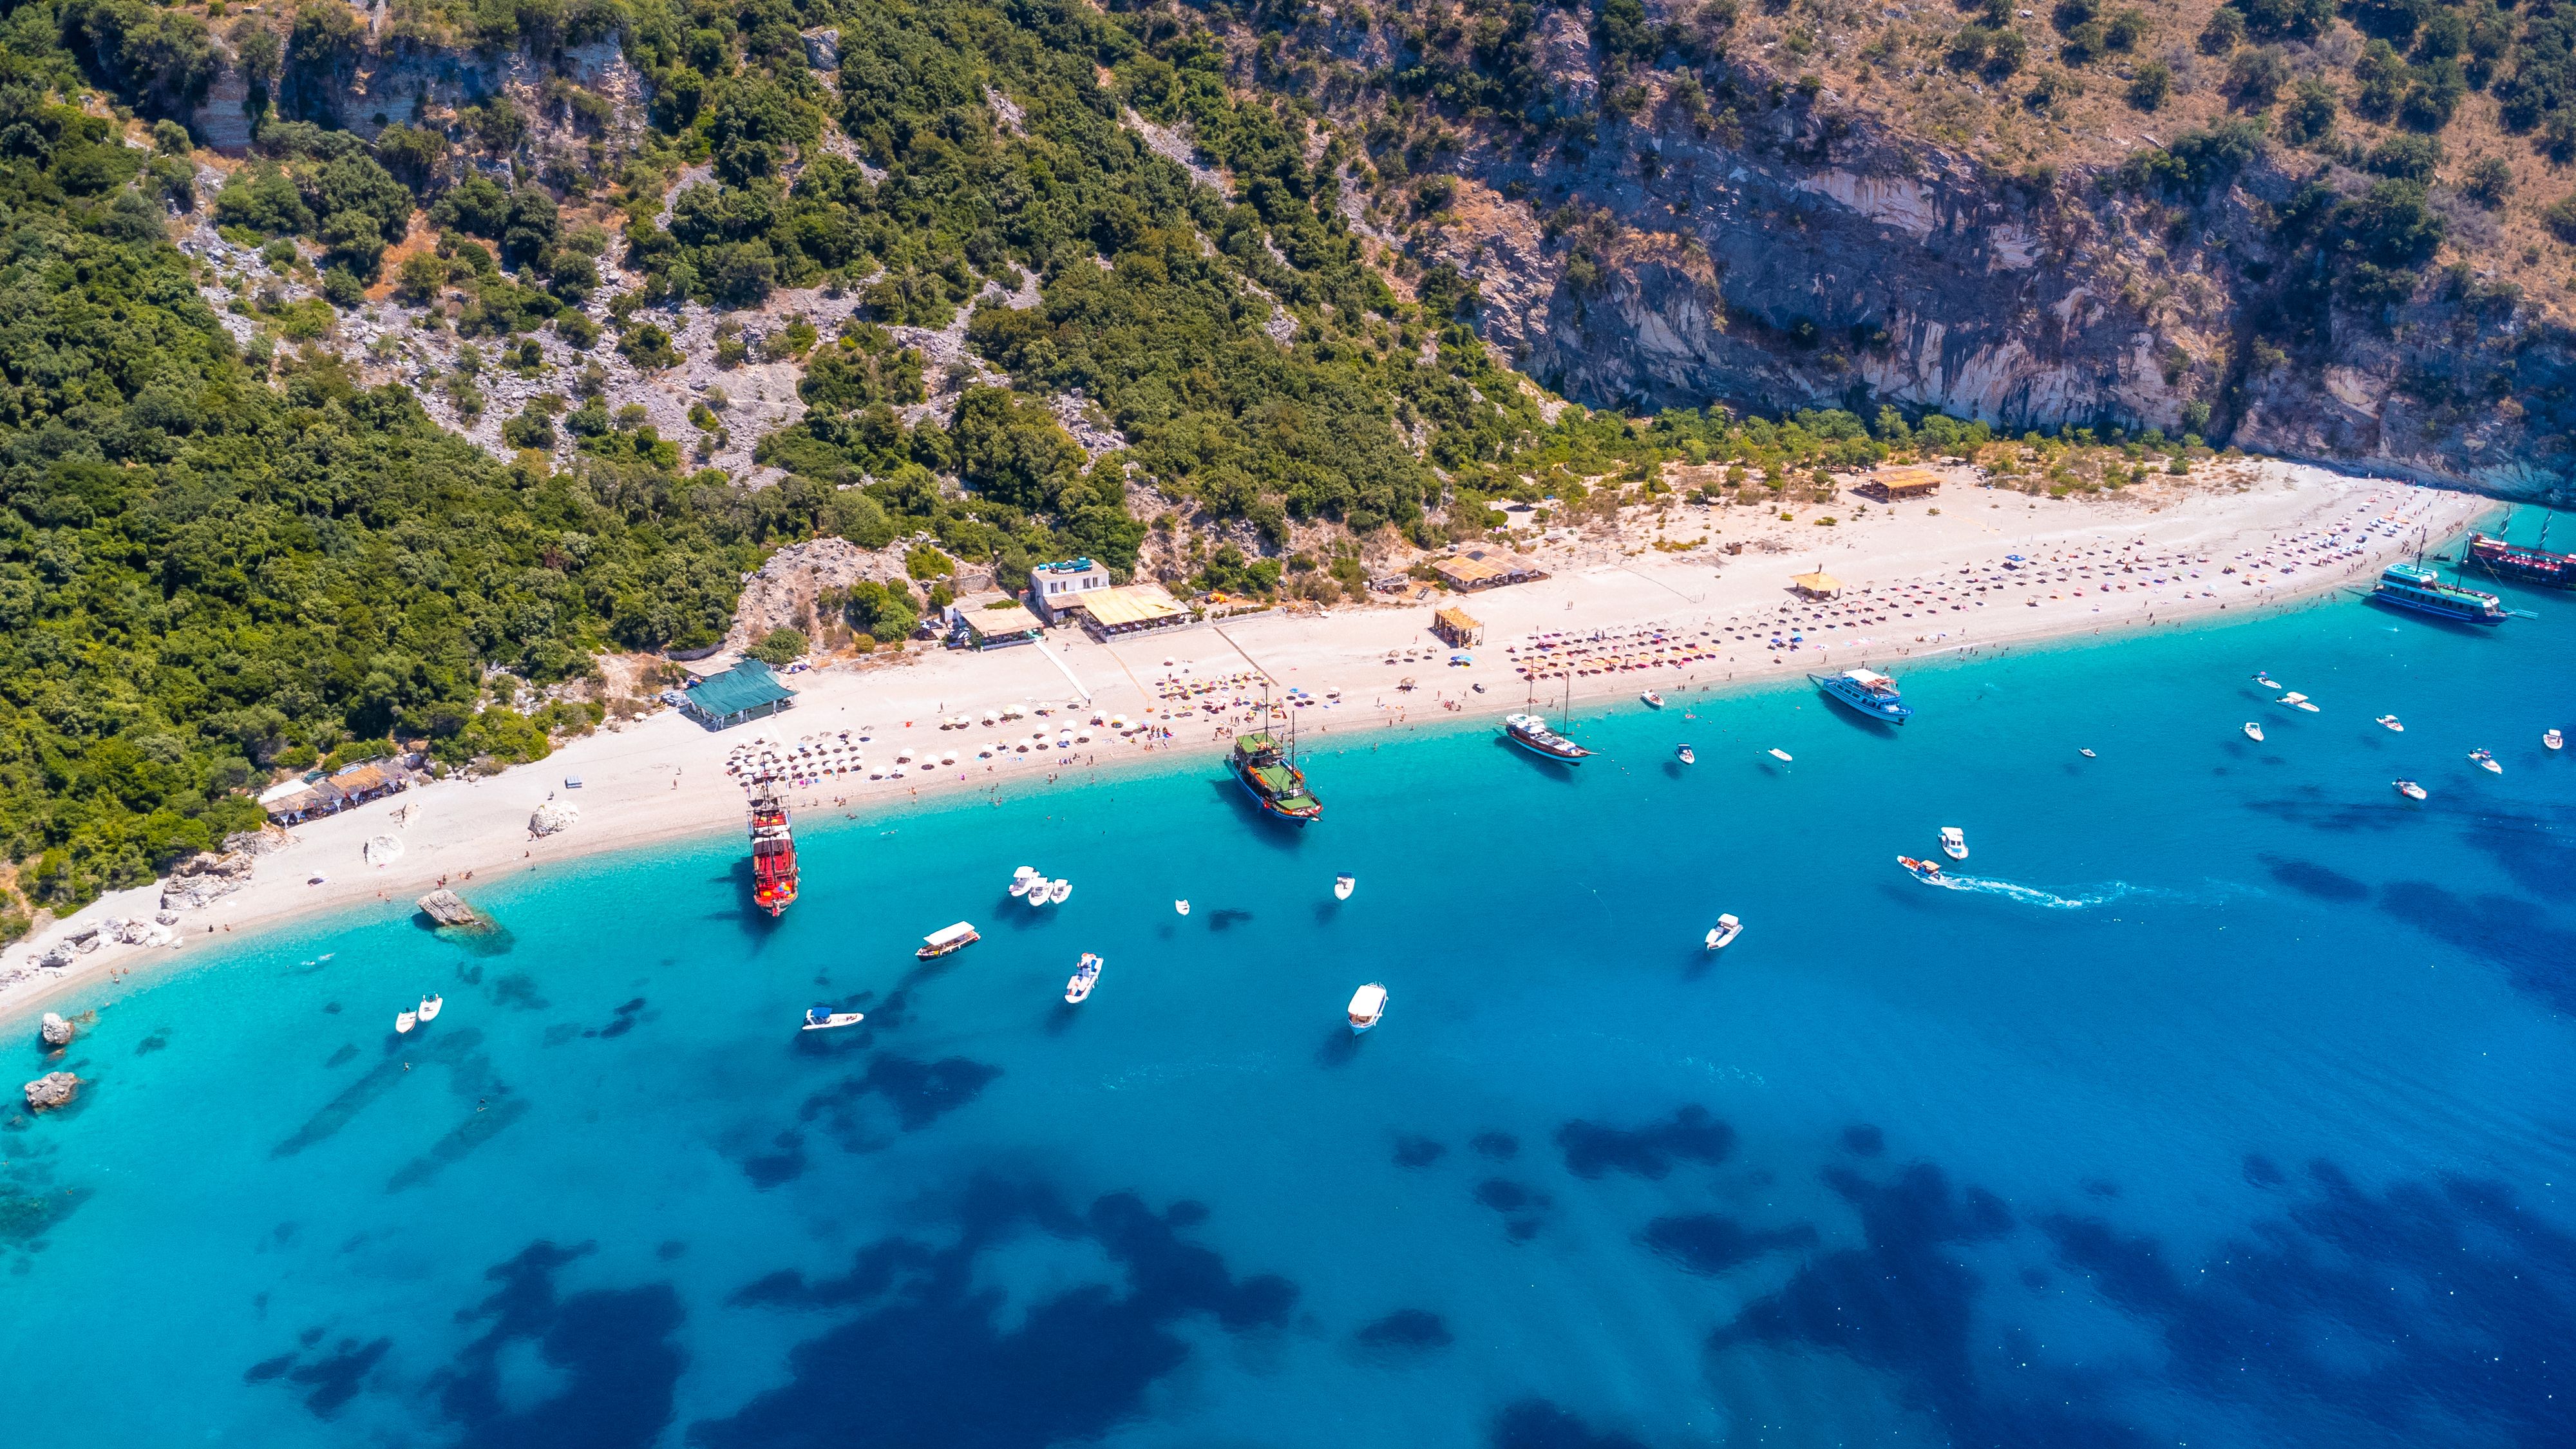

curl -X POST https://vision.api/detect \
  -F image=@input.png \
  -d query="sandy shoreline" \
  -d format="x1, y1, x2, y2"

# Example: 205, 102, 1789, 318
1, 464, 2492, 1028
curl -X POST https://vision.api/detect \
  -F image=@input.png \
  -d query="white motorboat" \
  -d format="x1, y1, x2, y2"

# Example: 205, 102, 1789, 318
1767, 748, 1794, 763
2277, 692, 2320, 713
2470, 749, 2503, 775
394, 1009, 417, 1035
417, 994, 443, 1023
1065, 952, 1103, 1005
1175, 899, 1191, 916
1334, 875, 1355, 901
1642, 691, 1665, 708
2394, 779, 2428, 801
1675, 745, 1695, 764
1939, 827, 1968, 861
2548, 729, 2564, 752
1704, 913, 1742, 951
2253, 672, 2282, 690
2242, 722, 2264, 743
802, 1007, 866, 1030
917, 922, 981, 959
1046, 878, 1072, 904
1009, 870, 1036, 897
2079, 748, 2097, 759
2376, 715, 2404, 732
1347, 983, 1388, 1034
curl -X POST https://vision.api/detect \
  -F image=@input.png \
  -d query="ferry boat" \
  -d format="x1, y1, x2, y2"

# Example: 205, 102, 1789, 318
1810, 668, 1912, 723
2394, 779, 2427, 801
1503, 712, 1593, 762
748, 772, 799, 918
1704, 913, 1742, 951
2465, 531, 2576, 589
1896, 855, 1946, 884
1347, 982, 1387, 1033
1229, 727, 1323, 823
2369, 563, 2508, 624
1064, 952, 1103, 1005
916, 921, 980, 959
802, 1007, 866, 1030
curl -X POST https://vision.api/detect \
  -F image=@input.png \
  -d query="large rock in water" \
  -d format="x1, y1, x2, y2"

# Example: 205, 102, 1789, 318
416, 889, 483, 928
38, 1012, 71, 1048
23, 1072, 77, 1111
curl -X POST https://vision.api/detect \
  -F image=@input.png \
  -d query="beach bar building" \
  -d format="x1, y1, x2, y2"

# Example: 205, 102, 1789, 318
1430, 605, 1483, 647
945, 595, 1045, 650
1066, 582, 1190, 639
1790, 569, 1844, 600
1432, 549, 1544, 592
680, 658, 797, 729
1028, 558, 1112, 623
1866, 466, 1942, 501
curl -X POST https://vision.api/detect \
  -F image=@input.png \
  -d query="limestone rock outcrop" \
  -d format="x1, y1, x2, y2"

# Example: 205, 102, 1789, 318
23, 1072, 78, 1112
39, 1012, 71, 1048
416, 889, 484, 928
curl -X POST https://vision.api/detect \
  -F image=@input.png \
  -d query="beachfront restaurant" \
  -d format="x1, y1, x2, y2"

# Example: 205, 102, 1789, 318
1028, 557, 1112, 623
1432, 549, 1544, 592
679, 658, 797, 729
1064, 582, 1191, 639
1864, 466, 1942, 502
945, 594, 1045, 650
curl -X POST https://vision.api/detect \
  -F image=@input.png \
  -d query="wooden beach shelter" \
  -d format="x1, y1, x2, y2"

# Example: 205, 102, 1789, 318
1868, 466, 1941, 501
1431, 605, 1483, 647
1790, 569, 1844, 600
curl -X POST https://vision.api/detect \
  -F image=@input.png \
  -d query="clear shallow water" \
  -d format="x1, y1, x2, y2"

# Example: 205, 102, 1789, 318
8, 535, 2576, 1449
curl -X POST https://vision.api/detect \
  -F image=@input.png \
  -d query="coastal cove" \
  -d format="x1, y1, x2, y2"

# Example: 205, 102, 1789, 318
6, 524, 2575, 1448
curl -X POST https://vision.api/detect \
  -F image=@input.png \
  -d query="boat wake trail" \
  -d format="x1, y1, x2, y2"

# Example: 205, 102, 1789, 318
1927, 875, 2154, 910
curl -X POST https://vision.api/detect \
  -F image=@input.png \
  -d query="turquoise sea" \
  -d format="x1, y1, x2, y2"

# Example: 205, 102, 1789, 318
7, 522, 2575, 1449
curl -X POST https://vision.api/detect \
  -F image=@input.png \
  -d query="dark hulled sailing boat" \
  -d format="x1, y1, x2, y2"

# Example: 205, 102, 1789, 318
748, 770, 799, 916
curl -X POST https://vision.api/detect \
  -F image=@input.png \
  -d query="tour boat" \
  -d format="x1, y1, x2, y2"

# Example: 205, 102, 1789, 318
2370, 563, 2508, 623
1504, 712, 1593, 762
394, 1009, 417, 1034
2376, 715, 2404, 732
2470, 749, 2503, 775
1896, 855, 1946, 884
2277, 692, 2320, 713
1675, 745, 1695, 764
1641, 691, 1665, 709
1334, 875, 1355, 901
2242, 722, 2265, 743
1704, 913, 1742, 951
1939, 827, 1967, 861
747, 770, 799, 918
417, 994, 442, 1023
1064, 952, 1103, 1005
2548, 729, 2564, 752
2394, 779, 2428, 801
802, 1007, 866, 1030
1810, 668, 1913, 723
917, 921, 980, 959
1229, 726, 1325, 822
2253, 672, 2282, 690
1047, 878, 1072, 904
1175, 899, 1191, 916
1768, 748, 1794, 763
2465, 530, 2576, 589
1347, 982, 1388, 1034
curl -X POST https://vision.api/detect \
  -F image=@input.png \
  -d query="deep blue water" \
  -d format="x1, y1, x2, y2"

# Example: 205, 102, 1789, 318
7, 524, 2576, 1449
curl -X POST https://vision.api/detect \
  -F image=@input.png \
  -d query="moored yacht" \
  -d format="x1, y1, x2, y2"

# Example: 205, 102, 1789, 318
802, 1006, 866, 1030
1704, 914, 1742, 951
2376, 715, 2404, 732
2470, 749, 2503, 775
417, 994, 443, 1023
1504, 712, 1593, 762
1065, 952, 1103, 1005
1334, 875, 1355, 901
1939, 828, 1967, 861
2394, 779, 2428, 801
1347, 983, 1387, 1033
1674, 744, 1696, 764
2243, 722, 2265, 742
1810, 668, 1913, 723
2371, 563, 2508, 624
2548, 729, 2564, 752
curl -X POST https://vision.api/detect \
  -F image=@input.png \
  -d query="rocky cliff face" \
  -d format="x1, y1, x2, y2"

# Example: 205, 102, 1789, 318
1346, 26, 2572, 495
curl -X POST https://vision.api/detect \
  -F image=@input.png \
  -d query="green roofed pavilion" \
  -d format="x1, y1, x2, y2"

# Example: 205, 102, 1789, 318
680, 658, 797, 728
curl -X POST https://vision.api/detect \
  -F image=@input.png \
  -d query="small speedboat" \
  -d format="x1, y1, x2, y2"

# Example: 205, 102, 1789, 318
1897, 855, 1946, 884
2254, 672, 2282, 690
1939, 827, 1967, 861
2394, 779, 2428, 801
1065, 952, 1103, 1005
1767, 748, 1794, 763
802, 1007, 866, 1030
2079, 748, 2097, 759
2376, 715, 2404, 732
1334, 875, 1355, 901
1704, 913, 1742, 951
2548, 729, 2564, 752
1642, 691, 1665, 709
1675, 745, 1695, 765
1175, 899, 1191, 916
2242, 722, 2265, 743
1047, 878, 1072, 904
1347, 982, 1388, 1034
417, 994, 443, 1023
2470, 749, 2503, 775
394, 1009, 417, 1035
1009, 869, 1037, 898
2277, 692, 2320, 713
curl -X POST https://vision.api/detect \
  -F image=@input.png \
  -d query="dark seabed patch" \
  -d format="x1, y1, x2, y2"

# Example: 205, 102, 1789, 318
1489, 1398, 1649, 1449
1558, 1106, 1736, 1180
1392, 1135, 1447, 1168
491, 974, 549, 1012
2263, 857, 2372, 903
1643, 1213, 1821, 1276
1352, 1308, 1453, 1354
133, 1030, 169, 1056
797, 1054, 1002, 1152
323, 1044, 357, 1069
741, 1131, 810, 1189
1842, 1124, 1886, 1157
242, 1336, 392, 1419
2379, 881, 2576, 1013
2242, 1154, 2286, 1188
386, 1096, 533, 1192
696, 1176, 1294, 1448
272, 1030, 489, 1159
1474, 1178, 1551, 1242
